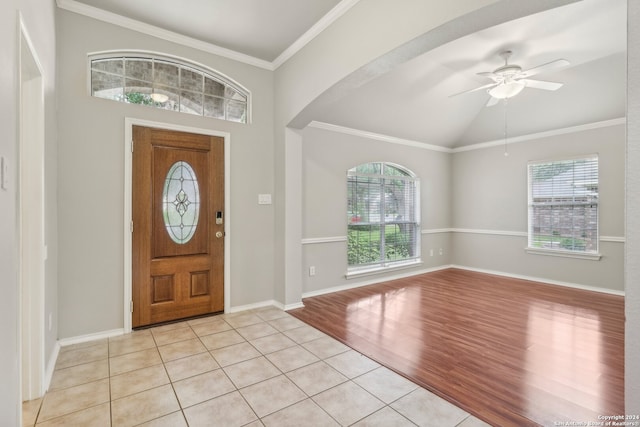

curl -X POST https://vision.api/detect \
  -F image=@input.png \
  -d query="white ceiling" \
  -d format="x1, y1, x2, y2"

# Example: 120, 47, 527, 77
63, 0, 627, 149
313, 0, 627, 148
65, 0, 343, 62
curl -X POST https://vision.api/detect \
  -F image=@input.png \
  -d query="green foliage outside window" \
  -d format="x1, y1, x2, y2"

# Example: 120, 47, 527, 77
125, 92, 158, 106
348, 224, 411, 266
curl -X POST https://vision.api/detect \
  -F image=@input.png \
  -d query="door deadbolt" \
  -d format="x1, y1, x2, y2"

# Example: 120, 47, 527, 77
216, 231, 224, 238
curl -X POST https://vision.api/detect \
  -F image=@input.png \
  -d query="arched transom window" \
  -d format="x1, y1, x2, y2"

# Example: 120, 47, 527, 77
89, 52, 250, 123
347, 162, 421, 273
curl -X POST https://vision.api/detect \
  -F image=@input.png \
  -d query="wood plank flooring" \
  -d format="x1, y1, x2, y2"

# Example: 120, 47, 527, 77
288, 268, 625, 427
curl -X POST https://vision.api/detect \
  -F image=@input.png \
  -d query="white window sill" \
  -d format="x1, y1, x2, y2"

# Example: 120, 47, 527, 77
345, 259, 423, 279
525, 247, 602, 261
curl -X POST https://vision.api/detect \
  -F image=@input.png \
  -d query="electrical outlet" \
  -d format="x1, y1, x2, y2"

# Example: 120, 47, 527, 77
439, 248, 443, 255
430, 249, 434, 257
309, 266, 316, 276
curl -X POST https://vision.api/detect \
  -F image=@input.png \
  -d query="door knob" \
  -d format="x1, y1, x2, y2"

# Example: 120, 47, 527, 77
216, 231, 224, 239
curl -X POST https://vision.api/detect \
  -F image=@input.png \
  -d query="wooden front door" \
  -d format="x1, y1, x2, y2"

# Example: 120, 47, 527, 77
132, 126, 224, 328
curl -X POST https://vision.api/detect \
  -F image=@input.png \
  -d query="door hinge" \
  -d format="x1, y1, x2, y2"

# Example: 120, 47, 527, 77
130, 300, 134, 313
130, 221, 134, 233
131, 140, 134, 153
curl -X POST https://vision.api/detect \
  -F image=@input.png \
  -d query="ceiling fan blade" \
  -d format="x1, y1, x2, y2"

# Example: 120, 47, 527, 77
520, 79, 563, 91
519, 59, 570, 78
449, 82, 497, 98
486, 96, 500, 107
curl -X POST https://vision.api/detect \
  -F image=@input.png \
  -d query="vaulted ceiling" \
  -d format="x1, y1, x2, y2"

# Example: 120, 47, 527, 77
62, 0, 627, 149
313, 0, 627, 148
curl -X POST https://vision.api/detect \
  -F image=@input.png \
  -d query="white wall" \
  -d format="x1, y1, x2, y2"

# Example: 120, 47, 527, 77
625, 0, 640, 413
300, 123, 626, 296
1, 0, 57, 424
301, 126, 452, 295
56, 10, 275, 338
451, 124, 625, 292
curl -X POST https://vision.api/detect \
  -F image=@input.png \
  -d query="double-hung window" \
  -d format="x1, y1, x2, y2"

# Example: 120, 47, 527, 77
527, 155, 599, 257
347, 162, 420, 273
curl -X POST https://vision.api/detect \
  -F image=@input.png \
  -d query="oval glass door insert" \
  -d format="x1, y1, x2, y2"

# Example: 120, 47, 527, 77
162, 161, 200, 244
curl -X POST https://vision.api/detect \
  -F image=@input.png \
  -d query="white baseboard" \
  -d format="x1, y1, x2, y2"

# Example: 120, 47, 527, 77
451, 265, 625, 296
54, 302, 296, 355
227, 299, 305, 312
47, 328, 124, 393
58, 328, 125, 348
226, 299, 282, 314
300, 263, 624, 299
284, 302, 305, 310
224, 298, 308, 312
44, 342, 60, 393
302, 265, 452, 299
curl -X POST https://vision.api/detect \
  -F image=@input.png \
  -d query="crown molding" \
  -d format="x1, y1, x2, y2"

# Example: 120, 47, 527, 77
452, 117, 627, 153
308, 117, 627, 154
308, 121, 453, 153
57, 0, 360, 71
272, 0, 361, 69
56, 0, 274, 70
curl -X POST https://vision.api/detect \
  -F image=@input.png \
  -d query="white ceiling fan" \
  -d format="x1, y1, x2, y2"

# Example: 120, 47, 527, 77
451, 50, 570, 106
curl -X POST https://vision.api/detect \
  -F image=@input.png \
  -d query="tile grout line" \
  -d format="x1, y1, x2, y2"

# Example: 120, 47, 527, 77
226, 312, 382, 425
153, 324, 188, 426
31, 310, 472, 426
230, 313, 328, 424
200, 318, 254, 422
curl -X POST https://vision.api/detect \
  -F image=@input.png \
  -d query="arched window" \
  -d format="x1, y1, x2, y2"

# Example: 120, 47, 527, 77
89, 52, 250, 123
347, 162, 421, 273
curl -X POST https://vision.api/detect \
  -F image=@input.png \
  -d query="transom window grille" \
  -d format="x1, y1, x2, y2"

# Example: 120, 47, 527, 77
90, 53, 249, 123
347, 162, 420, 272
528, 155, 599, 254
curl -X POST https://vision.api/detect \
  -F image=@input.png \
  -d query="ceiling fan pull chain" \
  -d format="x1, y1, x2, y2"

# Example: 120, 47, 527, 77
503, 98, 509, 157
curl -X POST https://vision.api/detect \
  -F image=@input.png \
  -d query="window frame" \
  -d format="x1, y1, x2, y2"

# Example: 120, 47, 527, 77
346, 162, 422, 277
526, 154, 601, 260
88, 51, 251, 123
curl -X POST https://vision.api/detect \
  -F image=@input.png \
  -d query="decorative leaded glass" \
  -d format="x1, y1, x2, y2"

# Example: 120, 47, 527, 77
162, 161, 200, 244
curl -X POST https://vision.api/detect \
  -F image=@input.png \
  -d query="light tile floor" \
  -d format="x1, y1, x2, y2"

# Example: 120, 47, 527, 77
23, 307, 492, 427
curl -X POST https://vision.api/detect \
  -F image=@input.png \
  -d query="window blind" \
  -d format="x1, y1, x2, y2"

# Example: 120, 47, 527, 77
347, 163, 420, 269
528, 156, 598, 253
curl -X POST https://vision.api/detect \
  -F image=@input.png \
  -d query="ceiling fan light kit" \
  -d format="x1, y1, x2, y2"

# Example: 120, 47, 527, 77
446, 49, 573, 157
488, 80, 525, 99
451, 50, 570, 103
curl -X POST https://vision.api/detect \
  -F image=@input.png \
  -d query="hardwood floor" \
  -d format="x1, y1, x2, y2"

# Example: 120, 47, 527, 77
288, 268, 625, 427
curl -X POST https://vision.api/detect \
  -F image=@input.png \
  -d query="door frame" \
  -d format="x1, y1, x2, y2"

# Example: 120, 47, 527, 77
18, 13, 46, 401
124, 118, 231, 332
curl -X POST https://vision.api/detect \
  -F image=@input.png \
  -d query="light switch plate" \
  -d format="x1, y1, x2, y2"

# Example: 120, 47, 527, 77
258, 194, 272, 205
1, 156, 8, 190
